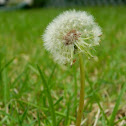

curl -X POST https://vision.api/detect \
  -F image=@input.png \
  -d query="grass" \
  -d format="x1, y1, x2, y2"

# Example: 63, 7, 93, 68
0, 6, 126, 126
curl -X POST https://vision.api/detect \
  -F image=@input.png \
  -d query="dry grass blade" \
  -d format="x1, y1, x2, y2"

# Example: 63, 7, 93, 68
93, 109, 100, 126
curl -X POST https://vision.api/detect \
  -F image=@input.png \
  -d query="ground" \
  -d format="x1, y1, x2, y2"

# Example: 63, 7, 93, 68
0, 6, 126, 126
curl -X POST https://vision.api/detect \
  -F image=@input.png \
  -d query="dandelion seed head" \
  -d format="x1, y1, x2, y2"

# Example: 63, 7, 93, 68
43, 10, 102, 65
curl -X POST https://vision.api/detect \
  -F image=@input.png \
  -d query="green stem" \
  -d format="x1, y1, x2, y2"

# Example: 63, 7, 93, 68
76, 53, 85, 126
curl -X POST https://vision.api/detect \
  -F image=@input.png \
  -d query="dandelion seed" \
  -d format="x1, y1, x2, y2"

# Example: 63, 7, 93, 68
43, 10, 102, 65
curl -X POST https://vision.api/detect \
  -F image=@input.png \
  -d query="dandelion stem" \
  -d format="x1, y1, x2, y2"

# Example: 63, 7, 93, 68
76, 53, 85, 126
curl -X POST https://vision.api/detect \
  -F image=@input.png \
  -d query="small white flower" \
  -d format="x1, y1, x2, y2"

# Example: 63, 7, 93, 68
43, 10, 102, 65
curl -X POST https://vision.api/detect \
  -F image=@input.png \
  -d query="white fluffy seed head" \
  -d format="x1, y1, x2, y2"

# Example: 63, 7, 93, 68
43, 10, 102, 65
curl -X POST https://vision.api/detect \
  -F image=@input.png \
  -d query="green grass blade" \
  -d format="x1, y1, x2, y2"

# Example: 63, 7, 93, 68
65, 99, 70, 126
101, 114, 106, 126
37, 111, 41, 126
109, 83, 126, 126
48, 64, 56, 84
37, 65, 56, 126
28, 64, 39, 75
57, 118, 63, 126
54, 96, 63, 106
0, 57, 15, 73
20, 108, 28, 124
73, 71, 77, 113
0, 58, 14, 105
11, 69, 26, 88
17, 99, 76, 121
114, 116, 126, 125
3, 68, 9, 105
26, 120, 37, 126
0, 110, 18, 123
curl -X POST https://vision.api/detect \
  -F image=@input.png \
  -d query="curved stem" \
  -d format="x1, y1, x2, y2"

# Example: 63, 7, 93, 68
76, 53, 85, 126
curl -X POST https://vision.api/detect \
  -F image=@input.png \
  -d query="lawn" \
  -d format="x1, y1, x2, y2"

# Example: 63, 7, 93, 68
0, 6, 126, 126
